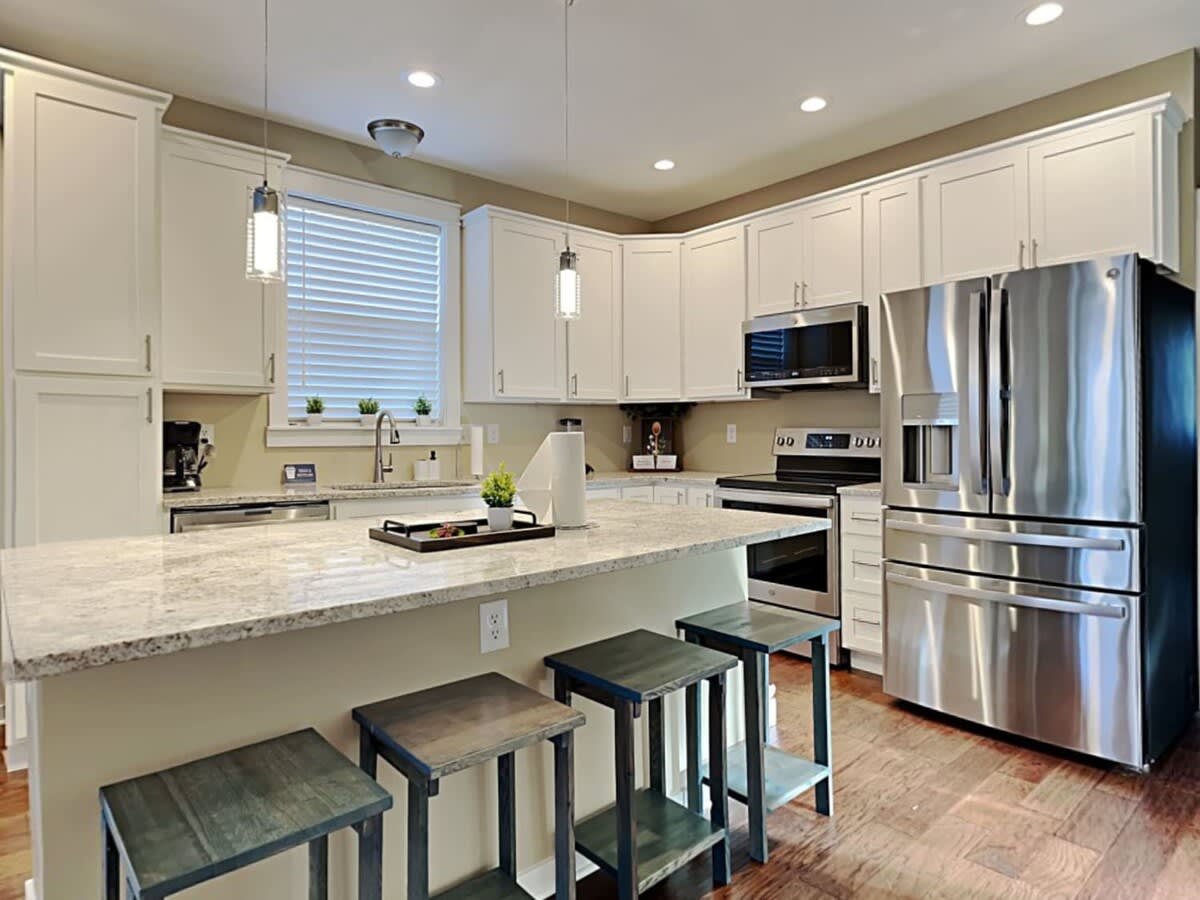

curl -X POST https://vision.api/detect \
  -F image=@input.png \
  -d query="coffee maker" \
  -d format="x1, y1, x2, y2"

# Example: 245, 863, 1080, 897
163, 421, 213, 492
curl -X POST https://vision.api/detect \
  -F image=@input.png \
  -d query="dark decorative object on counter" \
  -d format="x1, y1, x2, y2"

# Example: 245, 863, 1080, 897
620, 403, 694, 473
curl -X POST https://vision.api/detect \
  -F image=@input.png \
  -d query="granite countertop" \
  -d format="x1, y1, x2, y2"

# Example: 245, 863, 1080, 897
2, 501, 824, 681
161, 471, 732, 509
838, 482, 882, 498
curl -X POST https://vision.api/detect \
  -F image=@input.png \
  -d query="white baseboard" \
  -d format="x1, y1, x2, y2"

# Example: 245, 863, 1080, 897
24, 878, 35, 900
5, 737, 28, 773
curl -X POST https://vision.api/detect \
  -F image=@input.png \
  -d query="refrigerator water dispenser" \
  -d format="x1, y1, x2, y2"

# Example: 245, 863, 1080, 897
901, 393, 958, 488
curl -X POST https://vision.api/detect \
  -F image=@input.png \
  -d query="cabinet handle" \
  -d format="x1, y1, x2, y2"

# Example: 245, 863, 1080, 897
871, 357, 879, 386
850, 512, 880, 522
801, 281, 809, 307
572, 373, 578, 397
498, 369, 505, 394
793, 281, 801, 308
145, 388, 153, 423
144, 334, 152, 372
1031, 238, 1038, 267
268, 352, 276, 385
625, 374, 630, 396
1018, 240, 1026, 268
736, 368, 743, 391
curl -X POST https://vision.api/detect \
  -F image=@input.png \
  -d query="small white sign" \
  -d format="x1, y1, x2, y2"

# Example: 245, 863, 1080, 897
632, 455, 656, 470
656, 455, 678, 470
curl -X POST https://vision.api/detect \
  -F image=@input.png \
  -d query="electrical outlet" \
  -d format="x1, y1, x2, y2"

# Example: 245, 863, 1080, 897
199, 424, 215, 446
622, 425, 632, 445
726, 424, 737, 444
487, 424, 501, 445
479, 599, 510, 653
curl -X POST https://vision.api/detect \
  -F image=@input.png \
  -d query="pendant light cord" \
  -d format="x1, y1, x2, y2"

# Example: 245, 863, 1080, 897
262, 0, 270, 185
563, 0, 571, 251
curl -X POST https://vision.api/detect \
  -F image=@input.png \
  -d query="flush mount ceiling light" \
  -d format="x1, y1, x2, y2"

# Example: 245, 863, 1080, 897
407, 70, 439, 88
654, 159, 676, 171
367, 119, 426, 158
800, 96, 828, 113
245, 0, 284, 283
1024, 2, 1064, 25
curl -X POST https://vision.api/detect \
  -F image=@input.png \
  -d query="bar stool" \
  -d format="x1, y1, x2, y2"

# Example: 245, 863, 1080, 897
676, 601, 839, 864
352, 672, 585, 900
544, 628, 738, 900
99, 728, 392, 899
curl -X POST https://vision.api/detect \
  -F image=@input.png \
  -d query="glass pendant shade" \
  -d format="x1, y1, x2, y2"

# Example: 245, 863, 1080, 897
246, 183, 285, 283
556, 249, 581, 320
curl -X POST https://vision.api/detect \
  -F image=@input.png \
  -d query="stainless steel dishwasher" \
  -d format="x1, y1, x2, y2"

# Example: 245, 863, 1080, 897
170, 501, 331, 533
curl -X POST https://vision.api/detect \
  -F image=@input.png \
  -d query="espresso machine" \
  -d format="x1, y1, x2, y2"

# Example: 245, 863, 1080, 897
163, 421, 214, 492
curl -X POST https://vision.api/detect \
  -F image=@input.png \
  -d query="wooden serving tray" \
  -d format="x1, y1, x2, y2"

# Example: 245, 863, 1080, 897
368, 510, 556, 552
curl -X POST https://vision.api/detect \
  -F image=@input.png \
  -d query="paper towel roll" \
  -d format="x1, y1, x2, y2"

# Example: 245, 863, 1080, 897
550, 432, 587, 527
469, 425, 485, 478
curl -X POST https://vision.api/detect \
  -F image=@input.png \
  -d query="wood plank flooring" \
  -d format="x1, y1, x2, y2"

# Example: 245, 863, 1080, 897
0, 657, 1197, 898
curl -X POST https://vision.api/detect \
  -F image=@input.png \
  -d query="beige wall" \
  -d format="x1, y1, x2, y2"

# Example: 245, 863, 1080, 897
653, 50, 1198, 289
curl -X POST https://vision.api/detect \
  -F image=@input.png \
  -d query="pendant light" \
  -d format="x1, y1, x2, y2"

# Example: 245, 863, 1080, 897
555, 0, 580, 320
246, 0, 285, 282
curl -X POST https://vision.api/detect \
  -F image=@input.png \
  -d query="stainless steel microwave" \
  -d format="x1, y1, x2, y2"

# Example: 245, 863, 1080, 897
742, 303, 868, 390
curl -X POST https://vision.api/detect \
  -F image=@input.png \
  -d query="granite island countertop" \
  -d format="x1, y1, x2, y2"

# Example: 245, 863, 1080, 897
2, 500, 824, 681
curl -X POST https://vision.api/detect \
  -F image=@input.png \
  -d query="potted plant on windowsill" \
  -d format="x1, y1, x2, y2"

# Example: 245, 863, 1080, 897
414, 394, 433, 426
305, 396, 325, 426
358, 397, 379, 427
481, 463, 517, 531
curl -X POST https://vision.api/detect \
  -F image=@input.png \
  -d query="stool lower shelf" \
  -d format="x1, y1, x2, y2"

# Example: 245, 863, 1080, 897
575, 788, 725, 894
433, 867, 534, 900
704, 742, 830, 812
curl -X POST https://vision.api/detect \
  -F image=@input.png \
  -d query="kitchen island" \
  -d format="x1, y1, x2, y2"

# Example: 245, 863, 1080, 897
2, 500, 826, 900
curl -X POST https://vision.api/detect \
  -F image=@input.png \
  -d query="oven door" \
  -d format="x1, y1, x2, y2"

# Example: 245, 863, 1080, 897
715, 488, 839, 617
743, 305, 866, 389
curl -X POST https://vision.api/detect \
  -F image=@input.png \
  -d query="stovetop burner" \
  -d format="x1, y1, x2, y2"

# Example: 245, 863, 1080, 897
716, 426, 882, 495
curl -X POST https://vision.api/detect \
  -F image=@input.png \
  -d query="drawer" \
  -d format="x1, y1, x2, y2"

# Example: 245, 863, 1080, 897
841, 496, 883, 537
842, 590, 883, 655
841, 532, 883, 595
621, 485, 655, 503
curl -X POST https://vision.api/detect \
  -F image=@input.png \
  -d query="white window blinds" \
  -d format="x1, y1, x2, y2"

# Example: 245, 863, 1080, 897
285, 194, 442, 420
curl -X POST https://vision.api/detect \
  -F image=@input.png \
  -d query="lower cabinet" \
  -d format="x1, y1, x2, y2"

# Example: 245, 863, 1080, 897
839, 494, 884, 662
584, 487, 623, 500
687, 486, 716, 508
332, 493, 484, 520
653, 484, 688, 505
621, 484, 655, 503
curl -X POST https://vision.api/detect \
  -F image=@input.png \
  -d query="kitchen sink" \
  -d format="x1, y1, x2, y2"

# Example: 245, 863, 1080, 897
329, 481, 474, 492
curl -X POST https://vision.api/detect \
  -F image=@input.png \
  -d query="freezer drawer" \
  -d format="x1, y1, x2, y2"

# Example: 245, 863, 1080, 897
883, 561, 1143, 766
884, 509, 1140, 593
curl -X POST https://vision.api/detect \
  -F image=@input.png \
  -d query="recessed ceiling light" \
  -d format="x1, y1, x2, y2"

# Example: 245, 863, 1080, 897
800, 96, 828, 113
1024, 2, 1063, 25
654, 159, 676, 171
407, 70, 439, 88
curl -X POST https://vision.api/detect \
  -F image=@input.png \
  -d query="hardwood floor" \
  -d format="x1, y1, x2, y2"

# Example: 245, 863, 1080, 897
0, 660, 1196, 898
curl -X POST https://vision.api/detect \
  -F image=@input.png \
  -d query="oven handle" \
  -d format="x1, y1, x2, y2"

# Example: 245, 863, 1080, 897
715, 488, 834, 510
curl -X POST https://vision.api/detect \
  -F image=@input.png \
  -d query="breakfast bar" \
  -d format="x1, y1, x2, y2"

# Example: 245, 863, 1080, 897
2, 500, 827, 900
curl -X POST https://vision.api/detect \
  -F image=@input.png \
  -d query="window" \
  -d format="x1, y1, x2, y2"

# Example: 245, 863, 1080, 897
285, 194, 443, 421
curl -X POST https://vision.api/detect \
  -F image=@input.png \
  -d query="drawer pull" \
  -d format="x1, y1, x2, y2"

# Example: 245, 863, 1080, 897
852, 613, 882, 626
854, 559, 882, 569
851, 512, 880, 523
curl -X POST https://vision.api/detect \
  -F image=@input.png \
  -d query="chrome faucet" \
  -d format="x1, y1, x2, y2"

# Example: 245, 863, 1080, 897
373, 411, 399, 482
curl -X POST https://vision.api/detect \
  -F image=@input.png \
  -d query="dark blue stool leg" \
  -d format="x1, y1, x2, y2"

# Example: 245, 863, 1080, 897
707, 672, 731, 886
614, 698, 638, 900
498, 752, 517, 879
309, 834, 328, 900
405, 779, 428, 900
743, 649, 768, 863
102, 814, 120, 900
648, 698, 665, 795
553, 729, 576, 900
812, 635, 833, 816
684, 635, 703, 814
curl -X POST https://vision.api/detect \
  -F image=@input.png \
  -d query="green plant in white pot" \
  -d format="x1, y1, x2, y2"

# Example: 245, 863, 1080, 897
305, 396, 324, 426
481, 463, 517, 531
414, 394, 433, 426
358, 397, 379, 427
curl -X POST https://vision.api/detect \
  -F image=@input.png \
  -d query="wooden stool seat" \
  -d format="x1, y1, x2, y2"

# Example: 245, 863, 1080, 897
100, 728, 392, 899
676, 602, 840, 866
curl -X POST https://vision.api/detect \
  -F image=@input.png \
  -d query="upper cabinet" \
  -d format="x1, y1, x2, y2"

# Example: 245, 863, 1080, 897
622, 239, 682, 402
682, 224, 747, 400
862, 178, 923, 393
161, 129, 287, 392
800, 193, 863, 308
5, 68, 168, 377
746, 209, 804, 317
567, 234, 622, 401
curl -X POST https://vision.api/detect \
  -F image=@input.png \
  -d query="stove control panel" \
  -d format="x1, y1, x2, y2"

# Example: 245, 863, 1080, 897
772, 426, 882, 457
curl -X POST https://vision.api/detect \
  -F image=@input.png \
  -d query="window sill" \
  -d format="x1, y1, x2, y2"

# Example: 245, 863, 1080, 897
266, 424, 466, 449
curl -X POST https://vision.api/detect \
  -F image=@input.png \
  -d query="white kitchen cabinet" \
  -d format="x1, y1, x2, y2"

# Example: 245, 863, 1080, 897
862, 178, 923, 393
5, 68, 168, 377
332, 493, 483, 520
800, 193, 863, 308
746, 209, 804, 317
653, 483, 688, 505
161, 128, 287, 392
585, 487, 623, 500
13, 376, 159, 545
681, 224, 747, 400
567, 234, 622, 401
622, 239, 682, 401
687, 486, 716, 508
621, 484, 655, 503
922, 145, 1028, 282
839, 493, 884, 662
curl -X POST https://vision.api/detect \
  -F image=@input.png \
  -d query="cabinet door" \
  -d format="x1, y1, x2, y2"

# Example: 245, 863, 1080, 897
746, 210, 804, 317
922, 146, 1028, 282
1028, 117, 1153, 268
567, 234, 622, 401
687, 486, 715, 508
13, 377, 159, 544
491, 218, 566, 400
8, 70, 160, 376
621, 485, 655, 503
862, 179, 922, 393
682, 224, 747, 400
800, 194, 863, 308
653, 484, 687, 505
161, 132, 282, 390
622, 240, 682, 401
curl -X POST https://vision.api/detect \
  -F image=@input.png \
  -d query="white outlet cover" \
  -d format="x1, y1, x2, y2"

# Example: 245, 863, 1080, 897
487, 424, 501, 445
199, 424, 215, 446
479, 598, 509, 653
726, 424, 737, 444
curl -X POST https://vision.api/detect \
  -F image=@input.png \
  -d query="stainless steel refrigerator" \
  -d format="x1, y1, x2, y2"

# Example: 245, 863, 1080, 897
880, 254, 1196, 768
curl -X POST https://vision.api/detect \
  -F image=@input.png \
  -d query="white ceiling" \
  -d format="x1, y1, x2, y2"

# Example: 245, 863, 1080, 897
2, 0, 1198, 221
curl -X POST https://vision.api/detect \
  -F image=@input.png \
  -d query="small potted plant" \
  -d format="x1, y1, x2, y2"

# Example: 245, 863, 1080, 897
480, 463, 517, 530
305, 396, 324, 426
358, 397, 379, 427
414, 394, 433, 426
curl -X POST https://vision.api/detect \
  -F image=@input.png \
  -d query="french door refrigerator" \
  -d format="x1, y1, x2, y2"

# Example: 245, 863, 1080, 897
880, 254, 1196, 768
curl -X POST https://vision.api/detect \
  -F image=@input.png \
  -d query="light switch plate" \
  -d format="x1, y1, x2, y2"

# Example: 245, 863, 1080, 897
480, 599, 510, 653
199, 424, 215, 447
726, 424, 737, 444
487, 424, 501, 445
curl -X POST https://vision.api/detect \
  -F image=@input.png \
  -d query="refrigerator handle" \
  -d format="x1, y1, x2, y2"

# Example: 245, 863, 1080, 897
967, 290, 988, 495
989, 288, 1012, 497
886, 571, 1128, 619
